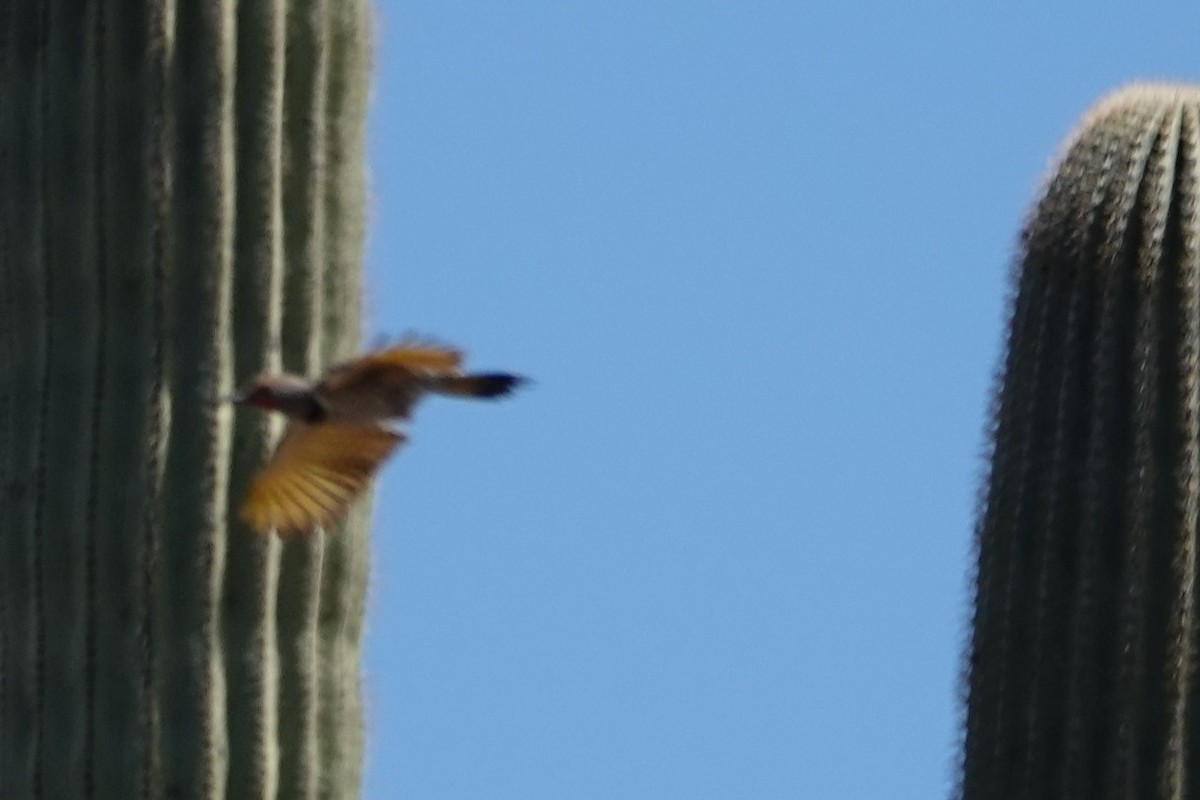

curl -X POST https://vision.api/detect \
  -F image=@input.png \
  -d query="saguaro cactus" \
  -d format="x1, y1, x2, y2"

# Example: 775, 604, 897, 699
0, 1, 373, 797
960, 84, 1200, 798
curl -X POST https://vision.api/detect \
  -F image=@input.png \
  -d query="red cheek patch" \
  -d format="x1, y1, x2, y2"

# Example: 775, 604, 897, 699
251, 392, 278, 411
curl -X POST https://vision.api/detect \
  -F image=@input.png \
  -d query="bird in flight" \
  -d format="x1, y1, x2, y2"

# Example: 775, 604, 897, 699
229, 337, 525, 534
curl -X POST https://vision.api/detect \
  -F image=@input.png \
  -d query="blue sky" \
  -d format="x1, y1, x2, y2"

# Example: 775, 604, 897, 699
359, 3, 1200, 797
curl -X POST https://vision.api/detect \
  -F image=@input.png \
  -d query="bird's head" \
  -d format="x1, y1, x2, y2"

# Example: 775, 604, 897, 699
227, 374, 315, 416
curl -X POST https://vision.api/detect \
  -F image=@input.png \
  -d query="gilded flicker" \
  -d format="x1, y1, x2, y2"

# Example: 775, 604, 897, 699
229, 337, 525, 534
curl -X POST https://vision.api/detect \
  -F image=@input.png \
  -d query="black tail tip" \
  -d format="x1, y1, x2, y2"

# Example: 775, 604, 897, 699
472, 373, 529, 398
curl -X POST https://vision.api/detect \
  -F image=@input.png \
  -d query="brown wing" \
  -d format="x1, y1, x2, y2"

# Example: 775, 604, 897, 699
315, 338, 466, 422
321, 337, 464, 390
240, 422, 404, 535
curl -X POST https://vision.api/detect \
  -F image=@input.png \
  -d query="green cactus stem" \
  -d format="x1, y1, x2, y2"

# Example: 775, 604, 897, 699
0, 0, 374, 797
961, 84, 1200, 798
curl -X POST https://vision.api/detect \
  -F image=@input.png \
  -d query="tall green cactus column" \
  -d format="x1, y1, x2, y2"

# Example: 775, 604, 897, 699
0, 0, 374, 797
960, 84, 1200, 798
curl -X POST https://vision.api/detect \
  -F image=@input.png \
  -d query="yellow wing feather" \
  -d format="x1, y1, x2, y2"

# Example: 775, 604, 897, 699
240, 422, 404, 535
324, 337, 464, 384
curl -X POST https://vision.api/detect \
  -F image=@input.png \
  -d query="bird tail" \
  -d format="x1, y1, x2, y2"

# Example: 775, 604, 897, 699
430, 372, 526, 399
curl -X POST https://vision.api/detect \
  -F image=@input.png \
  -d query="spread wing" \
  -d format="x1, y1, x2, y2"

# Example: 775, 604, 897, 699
321, 337, 464, 391
240, 422, 404, 535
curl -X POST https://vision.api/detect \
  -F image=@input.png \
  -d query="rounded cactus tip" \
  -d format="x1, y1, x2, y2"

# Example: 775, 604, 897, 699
1063, 81, 1200, 145
1032, 80, 1200, 210
1090, 81, 1200, 113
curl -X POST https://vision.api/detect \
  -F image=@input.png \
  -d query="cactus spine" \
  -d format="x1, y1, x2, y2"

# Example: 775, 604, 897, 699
0, 0, 374, 797
960, 84, 1200, 798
